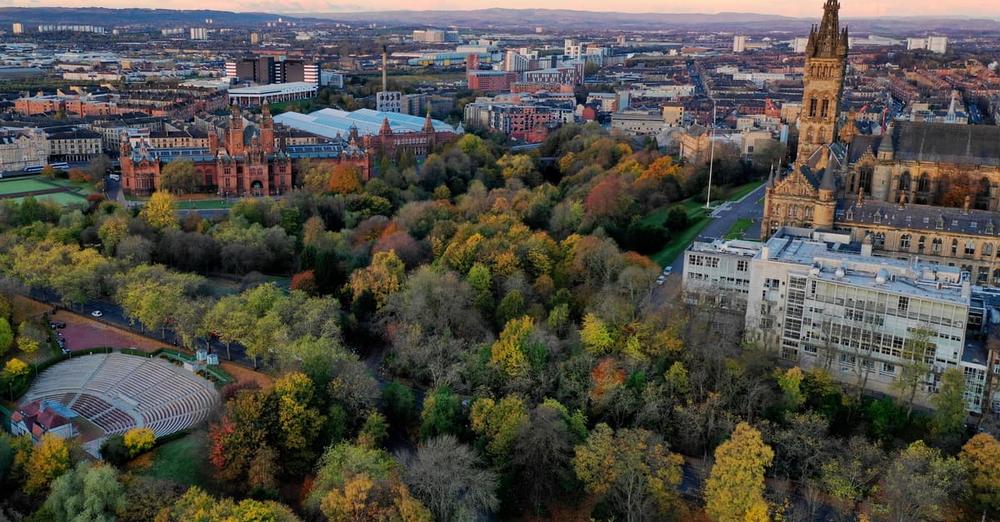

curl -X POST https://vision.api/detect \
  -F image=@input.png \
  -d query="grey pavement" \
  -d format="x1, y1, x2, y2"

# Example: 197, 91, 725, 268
650, 183, 766, 307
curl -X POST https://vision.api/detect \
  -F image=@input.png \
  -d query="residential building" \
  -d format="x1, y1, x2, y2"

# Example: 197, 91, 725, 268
12, 23, 23, 35
610, 110, 666, 135
0, 128, 49, 173
190, 27, 208, 40
464, 94, 574, 142
467, 70, 517, 93
376, 91, 402, 113
734, 35, 748, 53
45, 129, 101, 162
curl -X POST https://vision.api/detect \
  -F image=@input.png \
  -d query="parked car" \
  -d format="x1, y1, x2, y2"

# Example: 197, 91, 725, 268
662, 266, 673, 275
91, 310, 103, 318
656, 275, 667, 285
55, 321, 66, 328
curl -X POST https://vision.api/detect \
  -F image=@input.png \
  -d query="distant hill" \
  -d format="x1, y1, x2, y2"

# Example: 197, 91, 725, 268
0, 6, 996, 33
0, 7, 288, 27
309, 9, 1000, 32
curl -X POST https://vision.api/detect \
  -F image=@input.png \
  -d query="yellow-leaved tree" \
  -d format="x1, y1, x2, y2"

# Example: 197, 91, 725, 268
140, 191, 178, 230
25, 433, 70, 493
959, 432, 1000, 517
704, 422, 774, 522
123, 427, 155, 457
489, 316, 534, 378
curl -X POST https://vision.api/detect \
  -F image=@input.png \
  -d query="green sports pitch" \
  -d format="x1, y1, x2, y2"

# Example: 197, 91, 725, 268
0, 178, 56, 195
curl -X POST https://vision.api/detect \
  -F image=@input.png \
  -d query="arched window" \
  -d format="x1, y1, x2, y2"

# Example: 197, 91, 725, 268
900, 234, 911, 250
977, 177, 992, 210
932, 238, 942, 254
874, 233, 885, 248
951, 239, 959, 256
966, 240, 976, 256
898, 172, 911, 192
983, 243, 993, 257
918, 173, 931, 192
859, 166, 873, 194
993, 268, 1000, 286
918, 236, 926, 252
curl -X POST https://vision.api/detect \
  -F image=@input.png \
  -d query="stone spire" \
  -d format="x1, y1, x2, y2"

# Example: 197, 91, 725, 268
379, 117, 392, 135
422, 111, 434, 134
806, 0, 849, 59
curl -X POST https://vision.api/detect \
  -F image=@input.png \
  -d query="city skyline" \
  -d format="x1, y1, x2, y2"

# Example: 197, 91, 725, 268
6, 0, 1000, 18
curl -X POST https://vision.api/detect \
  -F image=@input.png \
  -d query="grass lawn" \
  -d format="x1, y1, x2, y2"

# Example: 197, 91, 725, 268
0, 178, 53, 195
721, 180, 764, 202
650, 216, 712, 266
724, 218, 754, 240
176, 199, 232, 210
132, 431, 211, 488
643, 180, 764, 266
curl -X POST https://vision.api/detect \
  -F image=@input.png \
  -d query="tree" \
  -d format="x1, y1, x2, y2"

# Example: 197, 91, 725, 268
25, 433, 71, 494
931, 367, 967, 442
819, 436, 885, 514
329, 164, 363, 194
776, 367, 805, 412
349, 250, 405, 309
875, 440, 965, 522
490, 316, 535, 378
140, 191, 179, 230
580, 313, 614, 355
573, 423, 684, 522
401, 435, 499, 521
420, 386, 463, 439
0, 317, 12, 356
159, 160, 199, 194
100, 435, 130, 467
704, 422, 774, 522
123, 427, 155, 457
959, 433, 1000, 517
509, 401, 583, 513
891, 327, 934, 417
43, 462, 124, 522
470, 395, 528, 464
162, 486, 300, 521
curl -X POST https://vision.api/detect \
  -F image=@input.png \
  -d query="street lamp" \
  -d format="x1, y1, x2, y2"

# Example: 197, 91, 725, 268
705, 100, 717, 210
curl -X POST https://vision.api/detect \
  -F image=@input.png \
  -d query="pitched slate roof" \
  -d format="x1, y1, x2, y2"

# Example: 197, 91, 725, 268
836, 198, 1000, 238
850, 122, 1000, 166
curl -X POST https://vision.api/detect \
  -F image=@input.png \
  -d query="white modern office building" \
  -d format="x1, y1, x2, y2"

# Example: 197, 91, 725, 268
683, 227, 992, 412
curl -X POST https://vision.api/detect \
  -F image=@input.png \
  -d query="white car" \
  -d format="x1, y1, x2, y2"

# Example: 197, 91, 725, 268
108, 174, 120, 181
662, 266, 673, 275
656, 275, 667, 285
91, 310, 103, 318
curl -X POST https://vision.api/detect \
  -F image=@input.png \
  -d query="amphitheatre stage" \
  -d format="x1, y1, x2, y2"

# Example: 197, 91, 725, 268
21, 353, 218, 455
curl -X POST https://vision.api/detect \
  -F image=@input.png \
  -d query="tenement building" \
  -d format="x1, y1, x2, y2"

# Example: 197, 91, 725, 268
762, 0, 1000, 288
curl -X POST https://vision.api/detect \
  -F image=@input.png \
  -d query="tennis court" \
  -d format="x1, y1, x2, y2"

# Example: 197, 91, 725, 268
0, 178, 55, 195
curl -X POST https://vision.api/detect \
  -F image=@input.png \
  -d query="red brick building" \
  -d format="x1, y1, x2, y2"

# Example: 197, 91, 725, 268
121, 104, 370, 197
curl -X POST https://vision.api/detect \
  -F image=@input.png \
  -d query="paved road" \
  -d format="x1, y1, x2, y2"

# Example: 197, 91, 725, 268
650, 183, 766, 307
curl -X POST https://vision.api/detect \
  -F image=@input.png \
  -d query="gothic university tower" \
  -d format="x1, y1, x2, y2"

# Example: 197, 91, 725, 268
796, 0, 849, 164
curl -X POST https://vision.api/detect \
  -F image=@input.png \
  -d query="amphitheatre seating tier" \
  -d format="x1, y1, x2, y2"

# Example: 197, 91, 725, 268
20, 353, 219, 444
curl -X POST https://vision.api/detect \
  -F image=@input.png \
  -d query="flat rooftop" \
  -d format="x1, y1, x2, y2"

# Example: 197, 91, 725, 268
689, 238, 763, 257
227, 82, 317, 95
763, 232, 970, 305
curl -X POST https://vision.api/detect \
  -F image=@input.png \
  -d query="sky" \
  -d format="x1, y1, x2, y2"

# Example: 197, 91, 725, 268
7, 0, 1000, 18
